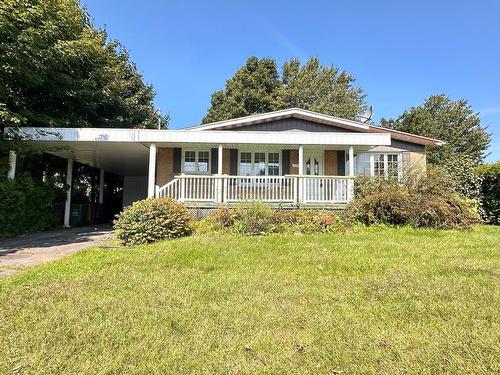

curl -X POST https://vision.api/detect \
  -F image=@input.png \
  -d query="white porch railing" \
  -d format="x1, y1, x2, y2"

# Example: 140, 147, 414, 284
156, 175, 354, 204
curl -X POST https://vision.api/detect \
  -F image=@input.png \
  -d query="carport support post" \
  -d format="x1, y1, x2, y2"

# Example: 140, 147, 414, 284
7, 150, 16, 180
148, 143, 157, 198
63, 159, 73, 228
298, 145, 304, 203
217, 144, 223, 203
99, 168, 105, 204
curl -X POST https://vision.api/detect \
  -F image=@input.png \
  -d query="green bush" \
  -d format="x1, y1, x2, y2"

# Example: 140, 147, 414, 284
476, 162, 500, 224
233, 202, 275, 235
0, 176, 58, 238
114, 198, 192, 245
210, 206, 235, 228
273, 209, 343, 233
347, 169, 481, 229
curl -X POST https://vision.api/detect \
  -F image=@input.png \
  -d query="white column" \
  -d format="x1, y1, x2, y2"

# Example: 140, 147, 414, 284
217, 144, 223, 203
148, 143, 157, 198
348, 146, 354, 177
298, 145, 304, 176
98, 168, 105, 204
63, 159, 73, 227
7, 150, 16, 180
298, 145, 304, 203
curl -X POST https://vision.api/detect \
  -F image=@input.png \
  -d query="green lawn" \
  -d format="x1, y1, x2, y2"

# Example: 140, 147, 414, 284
1, 226, 499, 374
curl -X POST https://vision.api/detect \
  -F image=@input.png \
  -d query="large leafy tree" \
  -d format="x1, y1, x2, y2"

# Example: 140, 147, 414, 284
202, 57, 280, 124
0, 0, 166, 130
380, 94, 491, 165
203, 56, 366, 123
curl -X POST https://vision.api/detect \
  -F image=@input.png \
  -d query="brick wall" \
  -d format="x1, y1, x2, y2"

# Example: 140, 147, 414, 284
156, 148, 174, 187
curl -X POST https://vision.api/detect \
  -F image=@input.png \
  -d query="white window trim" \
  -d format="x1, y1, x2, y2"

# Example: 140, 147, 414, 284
182, 149, 211, 175
238, 150, 282, 176
347, 152, 402, 180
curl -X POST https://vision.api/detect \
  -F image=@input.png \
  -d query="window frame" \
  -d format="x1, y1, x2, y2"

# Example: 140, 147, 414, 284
346, 152, 402, 180
237, 150, 282, 176
182, 149, 211, 174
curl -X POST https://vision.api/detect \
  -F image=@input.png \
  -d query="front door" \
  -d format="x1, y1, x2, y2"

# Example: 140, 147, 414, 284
303, 153, 324, 201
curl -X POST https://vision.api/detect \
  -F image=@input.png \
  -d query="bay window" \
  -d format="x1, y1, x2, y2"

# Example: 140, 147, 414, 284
346, 152, 401, 179
183, 150, 210, 174
239, 151, 281, 176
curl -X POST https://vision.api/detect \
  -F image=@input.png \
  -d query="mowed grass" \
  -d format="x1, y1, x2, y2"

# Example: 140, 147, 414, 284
0, 226, 499, 374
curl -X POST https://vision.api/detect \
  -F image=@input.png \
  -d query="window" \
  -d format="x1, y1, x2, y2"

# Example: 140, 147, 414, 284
239, 151, 281, 176
346, 152, 401, 179
268, 153, 280, 176
183, 150, 210, 173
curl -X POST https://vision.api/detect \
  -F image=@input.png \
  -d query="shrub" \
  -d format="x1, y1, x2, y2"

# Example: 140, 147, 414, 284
233, 202, 275, 235
273, 209, 343, 233
114, 198, 192, 245
210, 206, 235, 228
347, 169, 481, 230
0, 176, 59, 238
475, 162, 500, 225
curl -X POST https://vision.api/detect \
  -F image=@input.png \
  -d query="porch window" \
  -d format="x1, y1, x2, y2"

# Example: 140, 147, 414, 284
346, 152, 401, 179
239, 151, 280, 176
183, 150, 210, 174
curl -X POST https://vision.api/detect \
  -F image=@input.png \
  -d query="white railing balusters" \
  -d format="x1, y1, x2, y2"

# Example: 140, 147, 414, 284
156, 175, 354, 204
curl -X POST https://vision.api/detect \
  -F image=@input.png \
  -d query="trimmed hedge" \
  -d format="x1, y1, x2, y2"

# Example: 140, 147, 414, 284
0, 177, 58, 238
114, 198, 192, 245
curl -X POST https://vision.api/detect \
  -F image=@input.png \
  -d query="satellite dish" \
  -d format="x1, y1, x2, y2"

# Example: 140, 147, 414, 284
359, 106, 373, 123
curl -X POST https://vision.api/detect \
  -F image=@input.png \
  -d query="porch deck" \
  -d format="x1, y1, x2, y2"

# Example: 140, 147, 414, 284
156, 174, 354, 206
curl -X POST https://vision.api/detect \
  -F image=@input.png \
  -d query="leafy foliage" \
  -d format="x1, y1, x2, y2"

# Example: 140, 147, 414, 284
0, 176, 61, 238
381, 94, 491, 164
203, 56, 366, 123
475, 162, 500, 224
347, 168, 481, 229
114, 198, 192, 246
232, 202, 276, 235
0, 0, 167, 130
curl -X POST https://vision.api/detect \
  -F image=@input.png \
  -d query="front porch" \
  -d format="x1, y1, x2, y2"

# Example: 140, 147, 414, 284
156, 174, 354, 205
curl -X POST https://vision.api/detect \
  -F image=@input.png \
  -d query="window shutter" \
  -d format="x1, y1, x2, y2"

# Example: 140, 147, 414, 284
282, 150, 290, 175
229, 149, 238, 175
173, 148, 182, 174
211, 148, 218, 174
337, 151, 345, 176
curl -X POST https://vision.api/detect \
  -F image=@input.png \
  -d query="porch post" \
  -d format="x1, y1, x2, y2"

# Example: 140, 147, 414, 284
7, 150, 16, 180
348, 146, 354, 177
148, 143, 157, 198
298, 145, 304, 203
217, 144, 223, 203
98, 168, 105, 204
63, 159, 73, 227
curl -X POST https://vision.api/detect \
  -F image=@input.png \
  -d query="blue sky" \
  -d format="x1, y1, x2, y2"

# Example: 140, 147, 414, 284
83, 0, 499, 162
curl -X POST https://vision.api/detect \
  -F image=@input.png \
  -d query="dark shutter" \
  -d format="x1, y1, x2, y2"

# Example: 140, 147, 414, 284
211, 148, 218, 174
173, 148, 182, 174
282, 150, 290, 175
229, 149, 238, 175
337, 151, 345, 176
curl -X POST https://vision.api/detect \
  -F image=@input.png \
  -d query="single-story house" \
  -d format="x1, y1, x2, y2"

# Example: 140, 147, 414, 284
5, 108, 443, 226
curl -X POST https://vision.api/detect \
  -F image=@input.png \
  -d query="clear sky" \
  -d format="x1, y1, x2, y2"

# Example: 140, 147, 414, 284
82, 0, 499, 162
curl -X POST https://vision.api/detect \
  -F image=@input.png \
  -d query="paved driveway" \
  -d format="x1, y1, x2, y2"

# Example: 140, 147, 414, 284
0, 226, 114, 278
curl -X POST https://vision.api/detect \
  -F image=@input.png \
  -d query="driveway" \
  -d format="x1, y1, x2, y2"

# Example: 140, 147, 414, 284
0, 226, 114, 278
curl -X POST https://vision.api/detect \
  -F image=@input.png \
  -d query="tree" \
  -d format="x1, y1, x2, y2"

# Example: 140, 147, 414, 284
380, 95, 491, 165
279, 58, 366, 119
202, 57, 280, 123
0, 0, 166, 131
202, 56, 366, 123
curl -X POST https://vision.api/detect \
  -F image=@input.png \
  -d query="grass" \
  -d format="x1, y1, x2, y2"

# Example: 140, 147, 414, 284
0, 226, 499, 374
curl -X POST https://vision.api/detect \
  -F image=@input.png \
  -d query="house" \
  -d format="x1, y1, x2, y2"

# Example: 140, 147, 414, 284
5, 108, 443, 226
